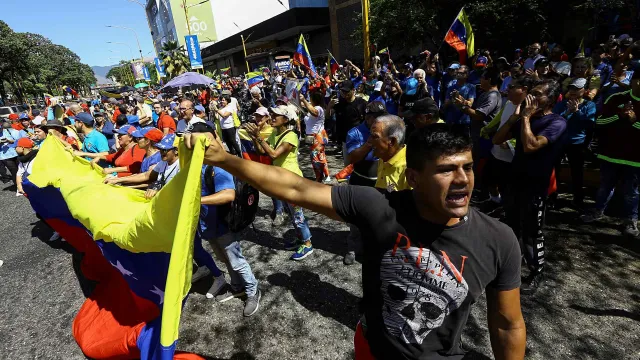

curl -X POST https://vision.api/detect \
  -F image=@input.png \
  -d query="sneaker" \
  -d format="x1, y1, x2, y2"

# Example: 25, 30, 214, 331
623, 220, 639, 237
272, 213, 287, 227
191, 266, 212, 284
205, 275, 228, 299
243, 289, 262, 317
335, 164, 354, 183
49, 232, 61, 242
521, 274, 543, 295
284, 239, 302, 251
322, 175, 333, 184
343, 251, 356, 265
215, 284, 246, 303
580, 210, 604, 223
291, 244, 314, 261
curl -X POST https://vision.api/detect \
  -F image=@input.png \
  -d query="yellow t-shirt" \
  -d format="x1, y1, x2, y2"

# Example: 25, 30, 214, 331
375, 146, 411, 192
268, 130, 303, 177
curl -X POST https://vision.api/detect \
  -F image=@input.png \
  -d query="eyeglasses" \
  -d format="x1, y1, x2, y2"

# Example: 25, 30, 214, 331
178, 107, 193, 112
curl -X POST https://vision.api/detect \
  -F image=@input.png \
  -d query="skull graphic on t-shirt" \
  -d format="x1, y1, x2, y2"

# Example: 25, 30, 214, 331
380, 239, 469, 345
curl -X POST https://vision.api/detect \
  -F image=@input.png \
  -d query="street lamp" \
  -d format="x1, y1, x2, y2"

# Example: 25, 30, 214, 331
106, 25, 144, 63
107, 41, 135, 61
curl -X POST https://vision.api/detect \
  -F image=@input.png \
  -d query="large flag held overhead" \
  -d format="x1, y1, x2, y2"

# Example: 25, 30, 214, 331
23, 135, 209, 360
63, 85, 79, 98
444, 8, 475, 65
246, 71, 265, 88
293, 34, 317, 77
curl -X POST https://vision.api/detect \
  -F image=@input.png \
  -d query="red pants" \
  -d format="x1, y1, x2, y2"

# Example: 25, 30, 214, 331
354, 321, 376, 360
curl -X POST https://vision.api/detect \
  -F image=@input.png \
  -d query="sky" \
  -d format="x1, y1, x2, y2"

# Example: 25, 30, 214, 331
1, 0, 288, 67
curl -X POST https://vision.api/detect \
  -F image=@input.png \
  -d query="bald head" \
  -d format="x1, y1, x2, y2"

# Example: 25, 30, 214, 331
69, 104, 82, 115
180, 100, 195, 120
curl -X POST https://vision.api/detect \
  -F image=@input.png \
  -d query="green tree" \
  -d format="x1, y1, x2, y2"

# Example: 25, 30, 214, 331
159, 41, 189, 78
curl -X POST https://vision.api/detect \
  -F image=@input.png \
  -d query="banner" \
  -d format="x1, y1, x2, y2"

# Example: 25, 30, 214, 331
142, 64, 151, 81
274, 56, 291, 71
170, 0, 218, 47
131, 62, 146, 81
154, 58, 166, 78
285, 79, 305, 109
185, 35, 203, 70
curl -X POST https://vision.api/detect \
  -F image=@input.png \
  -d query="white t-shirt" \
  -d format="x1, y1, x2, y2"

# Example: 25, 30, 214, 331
491, 101, 517, 163
304, 106, 325, 135
219, 104, 236, 129
17, 158, 35, 178
188, 115, 205, 125
229, 97, 239, 114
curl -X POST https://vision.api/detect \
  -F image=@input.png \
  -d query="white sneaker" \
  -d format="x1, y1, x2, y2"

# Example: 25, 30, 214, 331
15, 191, 23, 197
49, 232, 61, 242
0, 260, 4, 267
322, 176, 332, 184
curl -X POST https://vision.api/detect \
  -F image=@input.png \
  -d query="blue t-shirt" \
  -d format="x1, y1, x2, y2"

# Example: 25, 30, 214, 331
152, 111, 159, 126
346, 122, 378, 179
0, 129, 27, 160
426, 76, 441, 108
444, 82, 477, 125
101, 120, 116, 150
199, 166, 235, 239
82, 129, 110, 161
594, 62, 613, 86
176, 119, 188, 134
141, 151, 162, 173
553, 99, 596, 145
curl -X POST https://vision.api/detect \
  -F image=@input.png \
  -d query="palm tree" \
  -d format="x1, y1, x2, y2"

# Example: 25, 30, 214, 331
159, 41, 190, 78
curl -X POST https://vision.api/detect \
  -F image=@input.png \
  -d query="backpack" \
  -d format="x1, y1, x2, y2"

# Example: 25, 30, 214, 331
204, 166, 259, 233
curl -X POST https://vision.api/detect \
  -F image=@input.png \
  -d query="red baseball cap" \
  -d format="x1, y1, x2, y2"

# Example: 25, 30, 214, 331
16, 137, 35, 148
144, 128, 164, 143
8, 113, 19, 121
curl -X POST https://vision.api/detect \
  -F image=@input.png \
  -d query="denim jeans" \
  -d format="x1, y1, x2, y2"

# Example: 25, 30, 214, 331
208, 232, 258, 297
193, 233, 223, 277
595, 160, 640, 221
284, 202, 312, 241
273, 197, 284, 216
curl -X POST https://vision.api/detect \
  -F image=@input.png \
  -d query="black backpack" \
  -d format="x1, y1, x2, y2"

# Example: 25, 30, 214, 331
204, 166, 259, 233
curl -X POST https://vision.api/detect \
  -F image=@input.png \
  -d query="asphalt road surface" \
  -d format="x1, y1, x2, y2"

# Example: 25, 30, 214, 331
0, 145, 639, 359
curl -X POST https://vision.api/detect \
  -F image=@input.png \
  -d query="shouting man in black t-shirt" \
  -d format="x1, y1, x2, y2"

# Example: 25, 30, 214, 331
185, 125, 526, 360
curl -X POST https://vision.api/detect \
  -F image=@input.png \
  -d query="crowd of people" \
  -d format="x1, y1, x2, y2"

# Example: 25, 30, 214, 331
2, 32, 639, 359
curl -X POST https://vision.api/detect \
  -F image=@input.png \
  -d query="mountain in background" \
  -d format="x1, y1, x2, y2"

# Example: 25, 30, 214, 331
92, 64, 116, 78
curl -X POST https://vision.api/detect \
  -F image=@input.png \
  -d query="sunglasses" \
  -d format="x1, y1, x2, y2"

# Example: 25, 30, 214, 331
159, 148, 175, 153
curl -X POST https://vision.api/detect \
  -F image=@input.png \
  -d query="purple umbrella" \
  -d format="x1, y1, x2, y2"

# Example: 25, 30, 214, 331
161, 72, 215, 90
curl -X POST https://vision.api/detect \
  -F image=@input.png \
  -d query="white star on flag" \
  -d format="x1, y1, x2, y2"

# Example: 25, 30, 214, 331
150, 285, 165, 304
111, 260, 133, 277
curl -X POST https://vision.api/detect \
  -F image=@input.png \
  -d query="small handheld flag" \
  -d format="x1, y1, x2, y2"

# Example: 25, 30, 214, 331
63, 86, 79, 98
293, 34, 317, 77
221, 67, 231, 76
378, 47, 390, 56
444, 8, 475, 65
327, 51, 339, 76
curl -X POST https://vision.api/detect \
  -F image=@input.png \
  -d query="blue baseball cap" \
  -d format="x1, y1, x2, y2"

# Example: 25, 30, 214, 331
75, 112, 95, 125
476, 56, 488, 67
126, 115, 140, 125
194, 105, 206, 113
448, 63, 461, 70
18, 113, 30, 120
155, 133, 176, 150
115, 124, 136, 135
131, 126, 154, 138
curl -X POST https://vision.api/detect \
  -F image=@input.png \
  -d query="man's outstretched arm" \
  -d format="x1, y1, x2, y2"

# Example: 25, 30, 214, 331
185, 133, 341, 221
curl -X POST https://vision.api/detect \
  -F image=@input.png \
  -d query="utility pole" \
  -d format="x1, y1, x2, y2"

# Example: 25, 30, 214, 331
362, 0, 371, 72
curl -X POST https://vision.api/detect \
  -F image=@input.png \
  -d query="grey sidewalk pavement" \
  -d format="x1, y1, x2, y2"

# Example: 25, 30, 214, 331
0, 144, 638, 359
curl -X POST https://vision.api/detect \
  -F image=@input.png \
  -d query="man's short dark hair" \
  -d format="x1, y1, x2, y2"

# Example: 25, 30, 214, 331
482, 67, 502, 87
118, 105, 127, 114
406, 124, 472, 171
535, 79, 562, 105
115, 114, 128, 127
514, 75, 536, 91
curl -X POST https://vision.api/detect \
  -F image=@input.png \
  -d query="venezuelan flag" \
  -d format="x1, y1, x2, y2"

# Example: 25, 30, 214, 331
246, 71, 265, 88
221, 67, 231, 76
378, 47, 389, 55
444, 8, 475, 65
44, 93, 53, 106
22, 135, 209, 360
327, 51, 339, 76
63, 85, 79, 98
293, 34, 317, 77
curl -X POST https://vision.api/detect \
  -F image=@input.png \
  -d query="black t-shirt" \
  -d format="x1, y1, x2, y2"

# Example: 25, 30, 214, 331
331, 186, 521, 359
511, 113, 567, 195
334, 98, 367, 143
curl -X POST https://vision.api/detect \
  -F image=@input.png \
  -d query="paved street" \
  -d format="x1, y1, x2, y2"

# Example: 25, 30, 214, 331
0, 146, 639, 360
